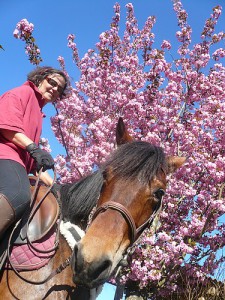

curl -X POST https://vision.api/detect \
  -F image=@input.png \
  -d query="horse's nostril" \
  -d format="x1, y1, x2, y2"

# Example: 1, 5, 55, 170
72, 243, 84, 273
90, 258, 111, 280
72, 244, 112, 285
73, 245, 78, 270
74, 243, 78, 258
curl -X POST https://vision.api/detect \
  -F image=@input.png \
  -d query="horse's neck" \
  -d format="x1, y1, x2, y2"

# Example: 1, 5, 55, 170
54, 234, 73, 273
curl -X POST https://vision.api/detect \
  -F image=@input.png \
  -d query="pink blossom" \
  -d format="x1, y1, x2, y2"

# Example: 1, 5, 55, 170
13, 18, 42, 65
13, 29, 19, 38
161, 40, 171, 50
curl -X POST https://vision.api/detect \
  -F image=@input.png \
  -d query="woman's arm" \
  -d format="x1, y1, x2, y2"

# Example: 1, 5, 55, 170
0, 129, 33, 149
1, 129, 55, 185
39, 171, 54, 186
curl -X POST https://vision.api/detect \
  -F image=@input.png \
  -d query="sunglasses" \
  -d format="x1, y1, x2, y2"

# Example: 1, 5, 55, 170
46, 77, 64, 96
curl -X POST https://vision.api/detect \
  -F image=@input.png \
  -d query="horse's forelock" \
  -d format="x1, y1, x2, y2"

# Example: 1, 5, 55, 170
102, 141, 166, 183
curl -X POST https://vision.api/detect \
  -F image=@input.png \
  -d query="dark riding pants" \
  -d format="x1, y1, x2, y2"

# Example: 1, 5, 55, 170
0, 159, 31, 219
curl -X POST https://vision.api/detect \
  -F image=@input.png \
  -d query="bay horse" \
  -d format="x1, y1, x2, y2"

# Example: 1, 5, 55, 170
0, 118, 185, 299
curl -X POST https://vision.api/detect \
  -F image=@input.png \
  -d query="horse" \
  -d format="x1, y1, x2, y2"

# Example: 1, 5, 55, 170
0, 117, 186, 299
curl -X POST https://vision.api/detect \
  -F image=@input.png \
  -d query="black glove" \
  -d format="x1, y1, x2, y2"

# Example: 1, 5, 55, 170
51, 183, 61, 199
26, 142, 55, 172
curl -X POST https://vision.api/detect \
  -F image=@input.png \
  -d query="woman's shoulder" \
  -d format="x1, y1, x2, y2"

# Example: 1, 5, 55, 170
3, 81, 38, 101
12, 81, 36, 94
0, 83, 39, 109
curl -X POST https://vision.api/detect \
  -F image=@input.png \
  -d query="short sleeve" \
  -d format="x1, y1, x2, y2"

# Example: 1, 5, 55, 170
0, 91, 25, 133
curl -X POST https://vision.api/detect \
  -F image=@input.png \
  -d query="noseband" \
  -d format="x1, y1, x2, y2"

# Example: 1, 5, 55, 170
92, 198, 163, 245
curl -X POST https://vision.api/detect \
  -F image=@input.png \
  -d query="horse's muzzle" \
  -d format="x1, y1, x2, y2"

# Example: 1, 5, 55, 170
71, 242, 112, 288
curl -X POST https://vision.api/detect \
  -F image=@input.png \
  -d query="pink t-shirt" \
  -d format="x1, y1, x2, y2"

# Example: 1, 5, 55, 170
0, 81, 45, 173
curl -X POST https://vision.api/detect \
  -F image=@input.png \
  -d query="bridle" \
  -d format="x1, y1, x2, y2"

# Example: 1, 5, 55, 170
91, 197, 163, 245
91, 167, 166, 248
92, 187, 163, 257
89, 183, 164, 298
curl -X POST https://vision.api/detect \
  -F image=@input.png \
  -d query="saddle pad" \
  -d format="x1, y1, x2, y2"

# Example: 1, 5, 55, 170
7, 228, 56, 271
59, 220, 85, 249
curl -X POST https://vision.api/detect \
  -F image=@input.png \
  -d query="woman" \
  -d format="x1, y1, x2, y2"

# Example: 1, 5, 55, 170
0, 66, 68, 239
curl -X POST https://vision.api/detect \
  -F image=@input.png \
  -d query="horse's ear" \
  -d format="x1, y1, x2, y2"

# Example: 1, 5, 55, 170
116, 117, 133, 146
167, 156, 186, 173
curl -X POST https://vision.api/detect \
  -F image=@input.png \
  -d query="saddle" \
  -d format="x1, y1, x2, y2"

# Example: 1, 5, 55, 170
15, 177, 60, 244
0, 177, 60, 270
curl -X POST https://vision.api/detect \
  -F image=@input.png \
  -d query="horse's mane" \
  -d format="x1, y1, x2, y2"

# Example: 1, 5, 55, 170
60, 171, 103, 229
60, 141, 166, 228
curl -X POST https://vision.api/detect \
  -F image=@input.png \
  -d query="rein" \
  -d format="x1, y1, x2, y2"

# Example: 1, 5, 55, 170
6, 169, 72, 285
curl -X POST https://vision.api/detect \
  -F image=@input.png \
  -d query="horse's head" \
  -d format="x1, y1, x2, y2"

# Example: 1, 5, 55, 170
71, 118, 186, 288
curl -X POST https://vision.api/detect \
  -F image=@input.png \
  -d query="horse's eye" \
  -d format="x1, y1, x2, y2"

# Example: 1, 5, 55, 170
154, 189, 165, 200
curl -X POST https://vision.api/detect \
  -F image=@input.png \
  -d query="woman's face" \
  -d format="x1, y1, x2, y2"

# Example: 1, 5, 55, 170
38, 74, 66, 104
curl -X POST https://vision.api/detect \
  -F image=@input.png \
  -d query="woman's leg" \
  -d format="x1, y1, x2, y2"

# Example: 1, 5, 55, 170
0, 194, 15, 239
0, 160, 31, 238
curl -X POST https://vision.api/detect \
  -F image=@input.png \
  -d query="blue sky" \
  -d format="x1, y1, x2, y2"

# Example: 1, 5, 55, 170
0, 1, 224, 299
0, 0, 224, 161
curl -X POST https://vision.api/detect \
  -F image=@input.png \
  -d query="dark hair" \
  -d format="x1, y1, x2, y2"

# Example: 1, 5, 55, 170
27, 66, 68, 98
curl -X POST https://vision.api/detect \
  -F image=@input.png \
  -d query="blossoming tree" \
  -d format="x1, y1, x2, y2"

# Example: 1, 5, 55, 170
14, 0, 225, 298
